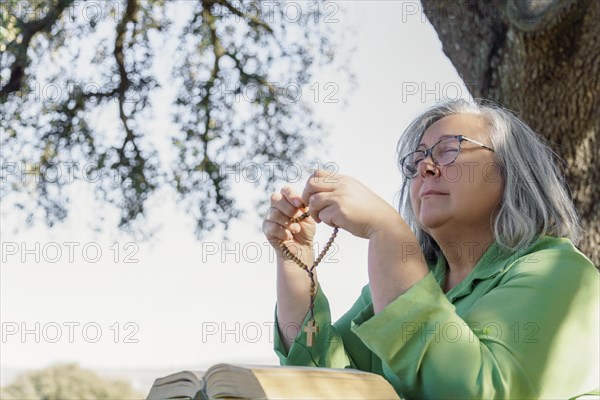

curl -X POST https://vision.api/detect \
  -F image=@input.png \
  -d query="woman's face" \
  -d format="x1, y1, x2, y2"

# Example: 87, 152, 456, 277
409, 114, 503, 239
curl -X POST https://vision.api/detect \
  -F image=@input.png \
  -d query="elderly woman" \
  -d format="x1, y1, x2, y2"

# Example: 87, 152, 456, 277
262, 99, 599, 398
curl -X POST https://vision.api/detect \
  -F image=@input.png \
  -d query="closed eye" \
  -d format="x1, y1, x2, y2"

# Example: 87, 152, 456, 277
413, 154, 425, 164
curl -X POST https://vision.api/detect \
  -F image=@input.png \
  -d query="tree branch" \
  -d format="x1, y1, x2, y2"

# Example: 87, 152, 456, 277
113, 0, 140, 153
200, 2, 221, 173
217, 0, 273, 34
0, 0, 76, 101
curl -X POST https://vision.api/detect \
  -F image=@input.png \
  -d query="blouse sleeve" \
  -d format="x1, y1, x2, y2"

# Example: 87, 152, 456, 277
350, 249, 599, 399
273, 283, 376, 372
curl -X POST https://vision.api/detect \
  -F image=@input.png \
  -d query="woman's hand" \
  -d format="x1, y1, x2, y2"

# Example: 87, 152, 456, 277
301, 169, 402, 239
262, 185, 317, 263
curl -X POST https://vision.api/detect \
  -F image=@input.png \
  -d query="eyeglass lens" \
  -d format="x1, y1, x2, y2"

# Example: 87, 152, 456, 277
404, 136, 461, 177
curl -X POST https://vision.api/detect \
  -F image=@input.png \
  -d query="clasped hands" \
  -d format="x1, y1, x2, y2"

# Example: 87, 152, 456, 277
262, 168, 404, 255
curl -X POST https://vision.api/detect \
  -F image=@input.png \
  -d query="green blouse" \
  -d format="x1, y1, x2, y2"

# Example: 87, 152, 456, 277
274, 236, 599, 399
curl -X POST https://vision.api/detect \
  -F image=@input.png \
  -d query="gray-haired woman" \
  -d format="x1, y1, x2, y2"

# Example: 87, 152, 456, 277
262, 99, 598, 399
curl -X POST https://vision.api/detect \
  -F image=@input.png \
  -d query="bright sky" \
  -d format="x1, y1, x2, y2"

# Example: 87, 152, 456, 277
0, 0, 471, 382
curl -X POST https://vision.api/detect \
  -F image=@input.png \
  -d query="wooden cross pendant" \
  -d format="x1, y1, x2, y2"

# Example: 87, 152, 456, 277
304, 319, 319, 347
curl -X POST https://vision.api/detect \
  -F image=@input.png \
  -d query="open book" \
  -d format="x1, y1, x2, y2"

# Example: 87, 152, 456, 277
146, 363, 400, 399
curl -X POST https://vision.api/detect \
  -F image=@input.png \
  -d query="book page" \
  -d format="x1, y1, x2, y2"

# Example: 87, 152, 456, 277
252, 367, 400, 399
153, 370, 205, 387
147, 380, 200, 400
203, 364, 400, 399
203, 364, 266, 398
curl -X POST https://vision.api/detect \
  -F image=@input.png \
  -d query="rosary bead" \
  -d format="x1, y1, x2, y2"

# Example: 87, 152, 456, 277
279, 209, 338, 347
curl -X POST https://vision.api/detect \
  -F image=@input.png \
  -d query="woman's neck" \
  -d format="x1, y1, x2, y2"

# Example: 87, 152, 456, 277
433, 229, 495, 291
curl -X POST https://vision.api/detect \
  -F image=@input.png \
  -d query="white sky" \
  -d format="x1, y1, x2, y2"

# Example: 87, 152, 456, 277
0, 0, 471, 380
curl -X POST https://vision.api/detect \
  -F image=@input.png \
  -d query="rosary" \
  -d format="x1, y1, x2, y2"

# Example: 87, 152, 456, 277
279, 209, 339, 347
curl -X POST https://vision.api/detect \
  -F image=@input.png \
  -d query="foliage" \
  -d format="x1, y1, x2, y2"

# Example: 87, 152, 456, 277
0, 0, 348, 237
0, 363, 143, 399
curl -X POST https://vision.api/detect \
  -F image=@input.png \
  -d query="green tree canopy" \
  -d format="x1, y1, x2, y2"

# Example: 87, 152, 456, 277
1, 0, 349, 237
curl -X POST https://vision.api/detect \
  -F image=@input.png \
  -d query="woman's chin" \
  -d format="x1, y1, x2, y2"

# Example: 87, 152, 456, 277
417, 214, 447, 232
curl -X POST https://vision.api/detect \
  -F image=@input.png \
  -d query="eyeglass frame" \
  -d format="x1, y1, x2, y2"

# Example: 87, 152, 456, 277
400, 134, 495, 179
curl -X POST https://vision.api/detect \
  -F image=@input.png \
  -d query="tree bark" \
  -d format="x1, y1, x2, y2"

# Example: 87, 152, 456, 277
422, 0, 599, 265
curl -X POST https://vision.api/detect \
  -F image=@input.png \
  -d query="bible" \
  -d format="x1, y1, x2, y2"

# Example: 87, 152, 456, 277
146, 363, 400, 399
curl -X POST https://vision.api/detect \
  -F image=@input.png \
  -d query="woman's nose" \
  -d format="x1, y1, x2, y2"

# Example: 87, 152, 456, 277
418, 156, 440, 177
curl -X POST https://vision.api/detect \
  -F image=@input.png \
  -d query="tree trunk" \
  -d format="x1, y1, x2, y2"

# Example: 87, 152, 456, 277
422, 0, 599, 265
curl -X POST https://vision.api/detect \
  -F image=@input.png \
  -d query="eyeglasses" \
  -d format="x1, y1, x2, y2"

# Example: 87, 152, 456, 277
400, 135, 494, 179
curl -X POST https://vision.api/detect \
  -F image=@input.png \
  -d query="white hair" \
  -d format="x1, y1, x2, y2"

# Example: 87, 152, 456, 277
396, 99, 581, 262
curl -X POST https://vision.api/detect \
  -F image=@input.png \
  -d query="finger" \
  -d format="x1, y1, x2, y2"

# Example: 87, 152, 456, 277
312, 165, 337, 180
270, 191, 298, 218
262, 220, 293, 242
301, 173, 336, 209
315, 204, 338, 228
280, 185, 305, 209
266, 207, 299, 232
307, 192, 332, 224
